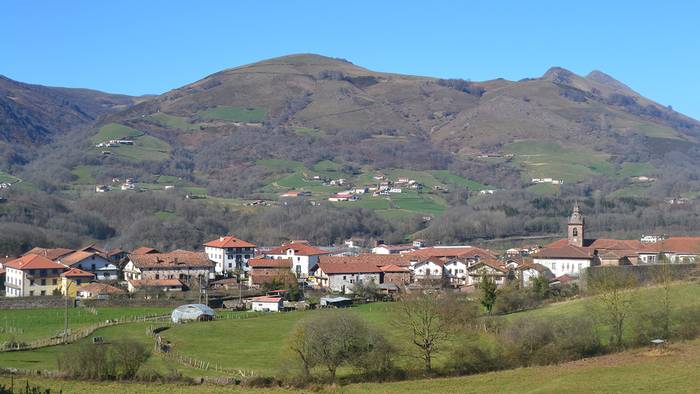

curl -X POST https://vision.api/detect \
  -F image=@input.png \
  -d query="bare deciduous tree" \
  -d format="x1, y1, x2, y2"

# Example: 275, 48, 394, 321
395, 291, 450, 371
588, 268, 637, 349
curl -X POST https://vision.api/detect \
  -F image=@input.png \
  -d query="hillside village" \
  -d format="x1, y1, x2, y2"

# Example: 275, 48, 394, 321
3, 203, 699, 307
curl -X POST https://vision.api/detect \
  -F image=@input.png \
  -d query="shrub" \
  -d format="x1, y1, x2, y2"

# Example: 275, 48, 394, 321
58, 338, 151, 381
672, 305, 700, 340
494, 285, 541, 314
448, 334, 505, 374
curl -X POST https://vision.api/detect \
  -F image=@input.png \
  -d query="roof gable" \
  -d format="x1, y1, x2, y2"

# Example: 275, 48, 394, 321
203, 235, 256, 249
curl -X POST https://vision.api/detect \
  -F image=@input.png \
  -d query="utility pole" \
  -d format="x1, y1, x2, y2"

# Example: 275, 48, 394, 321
63, 282, 71, 343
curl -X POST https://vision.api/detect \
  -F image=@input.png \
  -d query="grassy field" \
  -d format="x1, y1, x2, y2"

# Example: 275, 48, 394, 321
198, 106, 267, 123
147, 113, 199, 131
70, 165, 99, 185
1, 283, 700, 392
2, 338, 699, 393
0, 171, 19, 184
504, 139, 613, 183
0, 307, 171, 343
90, 123, 144, 144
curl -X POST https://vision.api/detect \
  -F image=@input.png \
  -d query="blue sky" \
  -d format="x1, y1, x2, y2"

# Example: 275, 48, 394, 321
3, 0, 699, 119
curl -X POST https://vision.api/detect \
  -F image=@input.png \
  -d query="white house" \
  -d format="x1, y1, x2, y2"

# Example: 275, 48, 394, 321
466, 260, 509, 287
532, 246, 594, 277
314, 259, 381, 294
123, 250, 214, 286
4, 254, 67, 297
203, 235, 256, 274
515, 263, 553, 287
371, 244, 415, 255
58, 251, 118, 281
444, 258, 468, 286
251, 296, 284, 312
265, 240, 330, 277
411, 258, 444, 282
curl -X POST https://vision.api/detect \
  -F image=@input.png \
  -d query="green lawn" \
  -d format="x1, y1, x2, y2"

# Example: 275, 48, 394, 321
504, 139, 613, 183
114, 135, 171, 162
0, 307, 171, 344
527, 183, 560, 195
3, 335, 700, 393
90, 123, 144, 144
293, 126, 325, 137
2, 283, 700, 392
617, 162, 656, 178
154, 210, 177, 221
0, 171, 19, 184
198, 106, 267, 123
430, 170, 489, 191
147, 113, 199, 130
71, 165, 99, 185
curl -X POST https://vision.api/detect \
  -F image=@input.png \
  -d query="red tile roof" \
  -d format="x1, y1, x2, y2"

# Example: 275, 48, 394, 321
319, 254, 414, 268
252, 296, 282, 303
546, 238, 642, 250
533, 245, 594, 259
58, 251, 101, 266
267, 241, 329, 256
61, 267, 95, 278
405, 246, 497, 260
248, 258, 292, 268
379, 264, 411, 273
128, 279, 183, 288
317, 257, 382, 274
129, 251, 214, 269
78, 282, 126, 295
203, 235, 256, 249
4, 254, 67, 270
131, 247, 159, 255
23, 247, 74, 261
638, 237, 700, 254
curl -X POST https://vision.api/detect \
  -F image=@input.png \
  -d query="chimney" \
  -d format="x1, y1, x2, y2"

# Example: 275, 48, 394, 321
220, 237, 224, 242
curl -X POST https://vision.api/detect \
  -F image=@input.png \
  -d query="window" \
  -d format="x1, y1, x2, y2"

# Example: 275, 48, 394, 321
41, 279, 46, 286
155, 274, 160, 279
76, 279, 82, 285
343, 275, 347, 280
40, 290, 46, 296
572, 228, 578, 237
552, 263, 557, 271
30, 280, 34, 286
40, 270, 46, 276
91, 264, 96, 271
29, 291, 34, 296
52, 279, 57, 285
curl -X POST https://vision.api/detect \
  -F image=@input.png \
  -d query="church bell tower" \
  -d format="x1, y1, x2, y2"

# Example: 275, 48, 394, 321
568, 202, 584, 247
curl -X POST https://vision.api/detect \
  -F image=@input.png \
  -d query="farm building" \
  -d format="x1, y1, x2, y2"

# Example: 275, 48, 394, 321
171, 304, 216, 323
320, 296, 353, 308
250, 296, 283, 312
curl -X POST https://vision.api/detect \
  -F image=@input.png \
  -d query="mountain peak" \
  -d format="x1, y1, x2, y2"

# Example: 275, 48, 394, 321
542, 66, 579, 84
585, 70, 637, 96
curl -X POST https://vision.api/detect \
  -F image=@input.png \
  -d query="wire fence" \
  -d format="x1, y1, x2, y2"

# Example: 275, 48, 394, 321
0, 313, 170, 352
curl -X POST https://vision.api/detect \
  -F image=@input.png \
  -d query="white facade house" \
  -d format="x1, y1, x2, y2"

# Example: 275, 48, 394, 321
251, 296, 283, 312
4, 254, 67, 297
411, 259, 444, 282
371, 244, 415, 255
265, 241, 330, 278
314, 260, 381, 294
58, 251, 118, 281
532, 252, 592, 278
203, 236, 256, 274
444, 259, 468, 286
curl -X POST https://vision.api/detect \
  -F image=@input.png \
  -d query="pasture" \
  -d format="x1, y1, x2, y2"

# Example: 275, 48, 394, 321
90, 123, 143, 144
0, 306, 171, 343
198, 106, 267, 123
147, 113, 200, 131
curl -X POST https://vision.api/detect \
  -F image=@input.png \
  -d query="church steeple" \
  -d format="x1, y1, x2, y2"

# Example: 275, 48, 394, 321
568, 201, 584, 247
